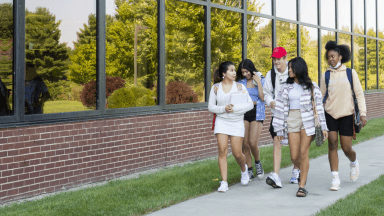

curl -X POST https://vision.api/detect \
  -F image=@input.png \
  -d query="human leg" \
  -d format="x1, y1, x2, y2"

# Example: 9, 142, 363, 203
249, 121, 264, 178
217, 134, 229, 182
243, 121, 253, 168
230, 136, 249, 185
298, 129, 312, 189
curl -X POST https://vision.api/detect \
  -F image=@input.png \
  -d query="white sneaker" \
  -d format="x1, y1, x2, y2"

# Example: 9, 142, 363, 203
266, 172, 282, 188
350, 160, 359, 181
241, 164, 250, 185
290, 169, 300, 184
218, 181, 228, 192
330, 176, 341, 191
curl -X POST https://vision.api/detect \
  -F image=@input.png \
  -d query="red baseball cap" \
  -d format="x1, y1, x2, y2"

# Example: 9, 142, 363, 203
271, 47, 287, 58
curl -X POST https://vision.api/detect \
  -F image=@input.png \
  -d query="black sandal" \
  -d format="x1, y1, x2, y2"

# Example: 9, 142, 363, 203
296, 187, 308, 197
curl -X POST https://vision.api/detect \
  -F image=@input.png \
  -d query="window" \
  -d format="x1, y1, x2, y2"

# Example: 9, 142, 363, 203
353, 36, 365, 90
211, 8, 242, 83
339, 33, 352, 68
25, 0, 96, 115
378, 0, 384, 39
0, 1, 13, 116
211, 0, 242, 8
367, 39, 377, 90
300, 0, 317, 25
352, 0, 364, 34
105, 0, 158, 109
165, 1, 205, 104
379, 40, 384, 89
248, 0, 271, 15
321, 0, 335, 29
301, 26, 318, 82
366, 0, 376, 37
276, 21, 297, 60
276, 0, 296, 21
338, 0, 351, 32
247, 16, 272, 74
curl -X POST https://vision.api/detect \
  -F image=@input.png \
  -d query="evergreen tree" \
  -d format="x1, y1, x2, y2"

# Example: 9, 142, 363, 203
25, 7, 70, 82
0, 3, 14, 87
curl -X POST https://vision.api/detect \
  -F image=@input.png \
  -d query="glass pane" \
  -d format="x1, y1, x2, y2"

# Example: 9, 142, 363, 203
366, 0, 376, 37
338, 0, 351, 31
301, 0, 317, 25
321, 30, 335, 72
248, 0, 271, 15
366, 39, 377, 90
165, 1, 205, 104
276, 0, 296, 21
380, 40, 384, 89
0, 1, 13, 116
339, 33, 352, 68
276, 21, 297, 60
247, 16, 272, 75
301, 26, 318, 82
211, 8, 242, 83
353, 0, 364, 34
211, 0, 242, 8
379, 0, 384, 39
353, 36, 365, 90
105, 0, 158, 109
25, 0, 96, 115
321, 0, 335, 29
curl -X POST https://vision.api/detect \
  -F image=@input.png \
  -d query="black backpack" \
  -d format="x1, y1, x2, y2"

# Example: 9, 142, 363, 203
270, 67, 276, 98
0, 77, 10, 116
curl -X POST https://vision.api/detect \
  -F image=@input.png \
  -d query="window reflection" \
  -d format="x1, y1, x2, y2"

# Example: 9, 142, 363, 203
276, 0, 296, 20
247, 0, 271, 15
247, 16, 272, 75
0, 1, 13, 116
353, 0, 364, 34
300, 0, 317, 25
366, 0, 376, 37
25, 0, 96, 114
277, 21, 297, 60
338, 0, 351, 32
353, 36, 365, 90
165, 1, 205, 104
211, 8, 242, 83
211, 0, 242, 8
366, 39, 377, 90
106, 0, 158, 109
339, 33, 352, 68
378, 0, 384, 39
301, 26, 318, 82
321, 0, 335, 29
380, 41, 384, 89
321, 30, 335, 72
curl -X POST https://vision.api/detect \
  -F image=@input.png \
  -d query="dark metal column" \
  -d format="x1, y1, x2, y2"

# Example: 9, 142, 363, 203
205, 1, 211, 102
14, 0, 25, 121
317, 0, 322, 85
364, 0, 367, 90
158, 0, 166, 108
96, 0, 106, 113
242, 0, 247, 60
297, 0, 301, 57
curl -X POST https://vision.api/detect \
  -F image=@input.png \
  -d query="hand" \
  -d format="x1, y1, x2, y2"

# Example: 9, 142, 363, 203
276, 136, 283, 142
252, 72, 261, 84
225, 104, 234, 113
270, 101, 276, 109
361, 116, 367, 127
322, 130, 328, 141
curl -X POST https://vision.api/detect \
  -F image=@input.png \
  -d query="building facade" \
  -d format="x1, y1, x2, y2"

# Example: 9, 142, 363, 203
0, 0, 383, 203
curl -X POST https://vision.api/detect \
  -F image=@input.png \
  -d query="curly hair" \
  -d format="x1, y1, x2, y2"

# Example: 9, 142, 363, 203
324, 40, 351, 63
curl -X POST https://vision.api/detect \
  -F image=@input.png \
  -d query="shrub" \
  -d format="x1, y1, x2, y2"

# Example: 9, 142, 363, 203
108, 85, 156, 109
80, 76, 125, 108
165, 81, 198, 104
70, 82, 83, 102
45, 80, 71, 101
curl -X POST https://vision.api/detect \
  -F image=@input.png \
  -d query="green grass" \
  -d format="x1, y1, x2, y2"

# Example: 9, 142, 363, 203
43, 100, 92, 114
1, 117, 384, 216
315, 174, 384, 216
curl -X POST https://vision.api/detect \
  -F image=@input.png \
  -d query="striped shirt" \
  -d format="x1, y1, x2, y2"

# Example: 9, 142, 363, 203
272, 82, 328, 145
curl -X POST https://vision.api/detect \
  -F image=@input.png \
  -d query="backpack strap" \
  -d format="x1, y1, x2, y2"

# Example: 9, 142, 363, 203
322, 70, 331, 103
236, 82, 243, 91
271, 67, 276, 97
346, 68, 354, 93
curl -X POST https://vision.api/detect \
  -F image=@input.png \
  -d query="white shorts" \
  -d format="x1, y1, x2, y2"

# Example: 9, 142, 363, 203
214, 116, 245, 137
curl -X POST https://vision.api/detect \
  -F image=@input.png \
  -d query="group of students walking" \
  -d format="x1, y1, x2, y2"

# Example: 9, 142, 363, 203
208, 41, 367, 197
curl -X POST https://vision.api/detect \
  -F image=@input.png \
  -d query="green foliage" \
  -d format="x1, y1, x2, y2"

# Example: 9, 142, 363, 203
25, 7, 70, 82
107, 85, 156, 109
43, 100, 92, 114
68, 41, 96, 84
45, 80, 71, 101
0, 3, 13, 87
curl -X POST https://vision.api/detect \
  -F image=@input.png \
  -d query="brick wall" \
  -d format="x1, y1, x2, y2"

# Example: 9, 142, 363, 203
1, 92, 383, 203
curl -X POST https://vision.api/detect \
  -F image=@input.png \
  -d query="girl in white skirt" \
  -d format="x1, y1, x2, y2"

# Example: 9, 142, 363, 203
209, 61, 254, 192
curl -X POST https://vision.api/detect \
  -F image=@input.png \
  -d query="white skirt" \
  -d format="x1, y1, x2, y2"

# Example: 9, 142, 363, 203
214, 116, 245, 137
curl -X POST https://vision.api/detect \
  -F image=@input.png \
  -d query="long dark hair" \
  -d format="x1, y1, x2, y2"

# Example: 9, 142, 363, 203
236, 59, 259, 81
213, 61, 234, 84
286, 57, 313, 90
324, 41, 351, 63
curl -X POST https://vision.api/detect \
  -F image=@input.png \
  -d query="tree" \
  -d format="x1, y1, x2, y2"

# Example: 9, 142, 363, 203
25, 7, 70, 82
0, 3, 14, 87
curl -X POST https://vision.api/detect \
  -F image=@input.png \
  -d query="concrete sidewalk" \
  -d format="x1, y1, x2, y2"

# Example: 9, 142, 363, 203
148, 136, 384, 216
